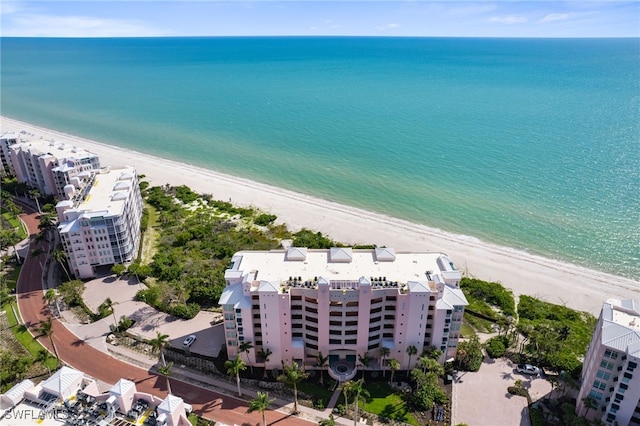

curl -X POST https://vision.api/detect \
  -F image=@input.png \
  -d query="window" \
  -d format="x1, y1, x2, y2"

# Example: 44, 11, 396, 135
596, 370, 611, 380
329, 339, 341, 345
330, 330, 342, 335
588, 390, 603, 401
628, 361, 638, 370
604, 349, 619, 359
600, 360, 615, 370
345, 339, 357, 344
593, 380, 606, 390
330, 320, 342, 326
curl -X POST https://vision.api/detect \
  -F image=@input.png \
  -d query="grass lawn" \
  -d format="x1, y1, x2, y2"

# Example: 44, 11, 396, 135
363, 382, 419, 426
463, 312, 495, 333
460, 321, 476, 339
3, 264, 22, 292
297, 379, 335, 403
3, 300, 59, 371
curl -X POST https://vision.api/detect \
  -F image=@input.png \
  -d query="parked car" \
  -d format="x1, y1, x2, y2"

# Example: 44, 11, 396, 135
516, 363, 540, 375
183, 335, 197, 347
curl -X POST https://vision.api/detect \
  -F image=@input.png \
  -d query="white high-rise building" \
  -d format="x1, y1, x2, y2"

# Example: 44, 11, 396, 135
56, 166, 143, 279
220, 247, 468, 380
9, 139, 100, 197
0, 132, 20, 176
576, 298, 640, 425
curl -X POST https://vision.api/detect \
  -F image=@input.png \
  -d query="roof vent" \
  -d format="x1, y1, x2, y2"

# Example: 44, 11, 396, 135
329, 247, 353, 263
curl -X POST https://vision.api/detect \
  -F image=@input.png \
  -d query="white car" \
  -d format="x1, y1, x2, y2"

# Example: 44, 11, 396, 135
516, 363, 540, 375
183, 335, 197, 347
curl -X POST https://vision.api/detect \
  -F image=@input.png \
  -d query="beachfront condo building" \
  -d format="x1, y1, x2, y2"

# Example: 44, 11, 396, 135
0, 132, 21, 176
8, 139, 100, 198
220, 247, 468, 380
576, 298, 640, 425
55, 166, 143, 279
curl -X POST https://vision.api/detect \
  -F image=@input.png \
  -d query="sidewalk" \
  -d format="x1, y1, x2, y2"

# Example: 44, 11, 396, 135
46, 268, 366, 425
106, 343, 365, 426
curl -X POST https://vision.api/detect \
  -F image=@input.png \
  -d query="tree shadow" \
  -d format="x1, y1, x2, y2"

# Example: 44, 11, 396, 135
71, 338, 85, 347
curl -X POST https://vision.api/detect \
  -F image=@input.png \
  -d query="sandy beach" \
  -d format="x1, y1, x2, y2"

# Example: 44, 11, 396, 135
2, 116, 637, 316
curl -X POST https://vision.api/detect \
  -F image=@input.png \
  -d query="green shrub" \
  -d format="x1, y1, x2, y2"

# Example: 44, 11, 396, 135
485, 337, 506, 358
255, 213, 277, 226
455, 335, 483, 372
460, 277, 516, 317
171, 303, 200, 319
292, 229, 335, 249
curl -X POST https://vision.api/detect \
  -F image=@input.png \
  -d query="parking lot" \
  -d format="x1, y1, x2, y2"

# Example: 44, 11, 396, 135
451, 356, 552, 426
79, 276, 224, 358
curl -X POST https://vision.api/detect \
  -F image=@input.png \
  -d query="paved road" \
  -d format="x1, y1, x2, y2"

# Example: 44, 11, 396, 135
16, 211, 314, 426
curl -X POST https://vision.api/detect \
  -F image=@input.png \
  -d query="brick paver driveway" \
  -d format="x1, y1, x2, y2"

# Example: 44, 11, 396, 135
452, 356, 551, 426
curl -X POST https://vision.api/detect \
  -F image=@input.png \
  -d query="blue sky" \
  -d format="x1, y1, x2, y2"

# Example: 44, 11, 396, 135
1, 1, 638, 38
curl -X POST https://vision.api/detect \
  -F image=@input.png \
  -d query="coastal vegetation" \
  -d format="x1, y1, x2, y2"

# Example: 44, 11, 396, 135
134, 184, 350, 318
459, 278, 596, 377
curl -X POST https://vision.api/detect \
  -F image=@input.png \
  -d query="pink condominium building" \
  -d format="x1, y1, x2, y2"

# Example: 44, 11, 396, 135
8, 138, 100, 198
576, 298, 640, 426
220, 247, 468, 380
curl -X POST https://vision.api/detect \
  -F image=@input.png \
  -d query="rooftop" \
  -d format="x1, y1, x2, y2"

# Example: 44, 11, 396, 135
11, 138, 97, 161
57, 167, 136, 224
601, 298, 640, 358
230, 248, 461, 289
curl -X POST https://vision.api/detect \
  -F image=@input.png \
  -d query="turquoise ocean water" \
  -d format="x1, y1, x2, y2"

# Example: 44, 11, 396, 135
1, 37, 638, 279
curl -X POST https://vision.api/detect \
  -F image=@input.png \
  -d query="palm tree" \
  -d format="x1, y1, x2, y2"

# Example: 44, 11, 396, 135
30, 247, 44, 258
103, 297, 118, 330
379, 347, 390, 377
418, 356, 444, 376
258, 348, 273, 379
316, 352, 329, 386
406, 345, 418, 370
37, 318, 59, 363
43, 289, 61, 317
388, 358, 400, 383
582, 396, 598, 417
247, 391, 275, 426
149, 331, 170, 366
341, 380, 351, 409
239, 340, 254, 375
38, 214, 55, 241
319, 414, 336, 426
225, 356, 247, 397
158, 362, 173, 394
35, 349, 52, 375
52, 247, 71, 281
277, 360, 309, 413
29, 189, 41, 213
344, 379, 369, 426
357, 352, 372, 383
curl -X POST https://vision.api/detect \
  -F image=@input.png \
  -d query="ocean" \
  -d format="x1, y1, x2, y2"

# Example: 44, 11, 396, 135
1, 37, 638, 279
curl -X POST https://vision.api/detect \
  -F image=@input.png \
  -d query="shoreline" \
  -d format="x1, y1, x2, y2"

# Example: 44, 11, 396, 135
2, 115, 638, 316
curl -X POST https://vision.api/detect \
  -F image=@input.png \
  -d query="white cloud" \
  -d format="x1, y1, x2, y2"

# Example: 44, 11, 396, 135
540, 13, 570, 23
488, 16, 528, 25
3, 13, 172, 37
375, 22, 400, 31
